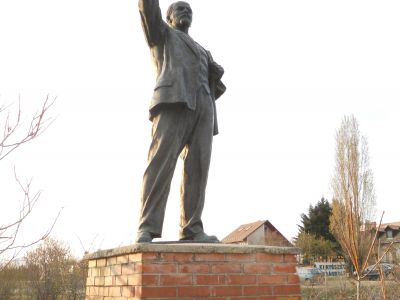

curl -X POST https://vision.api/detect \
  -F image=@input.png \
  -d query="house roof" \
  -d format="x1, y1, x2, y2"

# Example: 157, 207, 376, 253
222, 220, 266, 244
379, 222, 400, 231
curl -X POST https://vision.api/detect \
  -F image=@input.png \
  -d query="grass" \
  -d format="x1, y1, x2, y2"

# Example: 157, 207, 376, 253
301, 276, 400, 300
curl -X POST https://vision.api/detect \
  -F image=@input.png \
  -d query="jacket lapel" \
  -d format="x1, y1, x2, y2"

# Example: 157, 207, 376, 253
176, 30, 200, 57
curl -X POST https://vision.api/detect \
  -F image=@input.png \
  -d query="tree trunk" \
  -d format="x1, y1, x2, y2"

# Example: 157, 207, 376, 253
356, 278, 361, 300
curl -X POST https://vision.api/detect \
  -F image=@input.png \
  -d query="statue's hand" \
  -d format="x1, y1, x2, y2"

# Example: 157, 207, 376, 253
210, 62, 224, 80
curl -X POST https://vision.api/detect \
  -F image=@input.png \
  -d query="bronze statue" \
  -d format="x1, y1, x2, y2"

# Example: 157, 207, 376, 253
136, 0, 226, 243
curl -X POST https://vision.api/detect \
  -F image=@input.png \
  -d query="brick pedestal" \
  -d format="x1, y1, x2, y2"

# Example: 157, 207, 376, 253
85, 243, 300, 300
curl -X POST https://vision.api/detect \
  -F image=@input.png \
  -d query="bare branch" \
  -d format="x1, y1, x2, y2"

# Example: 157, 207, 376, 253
360, 212, 385, 274
0, 170, 62, 270
360, 240, 395, 280
0, 96, 57, 270
0, 169, 40, 234
0, 96, 56, 161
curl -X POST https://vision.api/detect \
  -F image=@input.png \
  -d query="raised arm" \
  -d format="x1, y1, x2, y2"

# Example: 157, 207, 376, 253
138, 0, 166, 47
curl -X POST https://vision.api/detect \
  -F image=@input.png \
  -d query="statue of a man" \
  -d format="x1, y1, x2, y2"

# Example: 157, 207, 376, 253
136, 0, 226, 243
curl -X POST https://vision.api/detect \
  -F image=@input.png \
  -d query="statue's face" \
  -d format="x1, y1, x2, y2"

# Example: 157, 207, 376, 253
169, 2, 192, 30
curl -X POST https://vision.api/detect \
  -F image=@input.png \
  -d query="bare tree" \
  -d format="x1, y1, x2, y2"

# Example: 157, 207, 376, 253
0, 261, 26, 299
329, 115, 386, 299
295, 232, 336, 264
0, 96, 58, 270
25, 238, 73, 300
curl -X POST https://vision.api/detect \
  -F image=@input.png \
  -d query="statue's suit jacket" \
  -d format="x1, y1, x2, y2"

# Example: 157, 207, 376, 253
139, 0, 226, 135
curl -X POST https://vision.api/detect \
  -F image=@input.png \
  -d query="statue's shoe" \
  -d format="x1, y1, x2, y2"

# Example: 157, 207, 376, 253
180, 231, 219, 243
135, 231, 154, 243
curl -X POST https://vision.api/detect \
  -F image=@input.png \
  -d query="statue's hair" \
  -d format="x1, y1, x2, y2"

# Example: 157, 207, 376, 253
166, 1, 191, 24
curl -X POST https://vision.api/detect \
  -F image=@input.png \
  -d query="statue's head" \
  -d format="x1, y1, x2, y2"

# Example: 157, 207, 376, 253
166, 1, 192, 32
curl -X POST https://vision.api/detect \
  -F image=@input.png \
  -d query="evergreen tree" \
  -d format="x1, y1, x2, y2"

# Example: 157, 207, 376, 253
296, 198, 341, 260
300, 198, 336, 243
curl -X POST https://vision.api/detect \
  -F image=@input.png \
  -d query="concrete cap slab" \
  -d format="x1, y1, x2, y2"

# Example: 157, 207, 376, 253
84, 243, 299, 260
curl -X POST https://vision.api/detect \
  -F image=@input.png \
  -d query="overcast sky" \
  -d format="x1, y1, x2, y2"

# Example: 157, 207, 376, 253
1, 0, 400, 257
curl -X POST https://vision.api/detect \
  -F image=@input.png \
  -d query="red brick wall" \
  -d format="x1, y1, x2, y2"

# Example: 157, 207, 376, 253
86, 248, 300, 300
